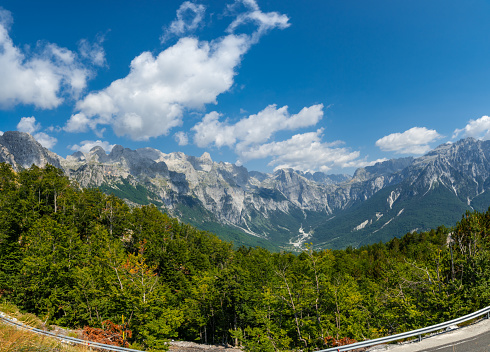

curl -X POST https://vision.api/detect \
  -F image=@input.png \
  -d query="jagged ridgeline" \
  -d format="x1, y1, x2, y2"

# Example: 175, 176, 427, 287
2, 131, 490, 250
0, 163, 489, 351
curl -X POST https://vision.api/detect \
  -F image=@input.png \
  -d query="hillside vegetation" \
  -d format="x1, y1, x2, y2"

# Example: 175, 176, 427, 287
0, 302, 93, 352
0, 323, 91, 352
0, 164, 489, 351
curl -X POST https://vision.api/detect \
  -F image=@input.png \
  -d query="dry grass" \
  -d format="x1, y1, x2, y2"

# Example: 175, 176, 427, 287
0, 302, 45, 329
0, 302, 144, 351
0, 323, 93, 352
0, 302, 93, 352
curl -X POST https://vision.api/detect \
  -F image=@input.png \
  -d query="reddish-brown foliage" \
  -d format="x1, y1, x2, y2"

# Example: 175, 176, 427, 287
325, 335, 358, 347
82, 320, 132, 348
324, 336, 368, 351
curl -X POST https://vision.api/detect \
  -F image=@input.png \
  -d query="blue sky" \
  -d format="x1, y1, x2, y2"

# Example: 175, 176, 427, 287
1, 0, 490, 175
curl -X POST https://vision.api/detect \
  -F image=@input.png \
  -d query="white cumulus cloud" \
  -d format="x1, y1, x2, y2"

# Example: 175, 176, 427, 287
63, 113, 93, 133
375, 127, 441, 154
16, 116, 57, 149
161, 1, 206, 43
237, 129, 363, 173
453, 116, 490, 140
69, 140, 115, 154
174, 131, 189, 146
0, 8, 93, 109
193, 111, 236, 148
78, 36, 107, 67
17, 116, 40, 134
193, 104, 324, 149
65, 1, 290, 141
343, 158, 389, 169
192, 104, 374, 172
226, 0, 290, 43
33, 132, 57, 149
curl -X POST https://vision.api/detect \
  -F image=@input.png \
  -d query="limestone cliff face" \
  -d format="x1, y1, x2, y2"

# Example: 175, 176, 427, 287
402, 138, 490, 201
3, 132, 490, 248
312, 138, 490, 248
57, 141, 358, 238
0, 131, 62, 171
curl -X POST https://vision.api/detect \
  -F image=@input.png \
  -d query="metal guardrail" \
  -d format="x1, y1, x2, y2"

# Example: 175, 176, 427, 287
2, 306, 489, 352
316, 305, 490, 352
0, 312, 146, 352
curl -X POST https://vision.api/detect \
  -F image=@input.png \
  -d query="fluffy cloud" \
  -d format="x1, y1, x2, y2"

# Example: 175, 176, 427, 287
453, 116, 490, 140
237, 129, 362, 172
193, 104, 324, 149
192, 104, 373, 172
161, 2, 206, 42
174, 131, 189, 146
342, 157, 389, 169
69, 35, 249, 140
16, 116, 57, 149
226, 0, 290, 43
78, 37, 106, 67
65, 0, 290, 141
33, 132, 57, 149
375, 127, 441, 154
16, 116, 40, 134
69, 140, 115, 154
193, 111, 236, 148
63, 113, 93, 133
0, 8, 93, 109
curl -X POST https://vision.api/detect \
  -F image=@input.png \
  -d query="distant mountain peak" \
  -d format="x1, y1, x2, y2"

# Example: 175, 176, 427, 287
199, 152, 212, 161
0, 132, 489, 250
0, 131, 61, 170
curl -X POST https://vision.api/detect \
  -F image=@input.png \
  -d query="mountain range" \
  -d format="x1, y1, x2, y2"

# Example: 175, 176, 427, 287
1, 130, 488, 250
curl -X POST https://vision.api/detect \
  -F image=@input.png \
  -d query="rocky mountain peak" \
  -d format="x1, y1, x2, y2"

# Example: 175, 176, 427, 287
186, 152, 214, 172
135, 147, 165, 162
109, 145, 125, 159
166, 152, 188, 161
1, 131, 490, 250
0, 131, 62, 170
200, 152, 212, 162
88, 146, 109, 163
69, 151, 85, 161
352, 157, 414, 182
301, 171, 351, 185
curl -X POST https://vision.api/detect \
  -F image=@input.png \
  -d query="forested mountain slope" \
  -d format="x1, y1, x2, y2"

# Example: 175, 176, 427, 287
313, 138, 490, 248
2, 131, 490, 250
0, 164, 489, 351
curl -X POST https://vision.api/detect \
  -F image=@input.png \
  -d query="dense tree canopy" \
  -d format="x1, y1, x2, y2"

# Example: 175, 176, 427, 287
0, 164, 488, 351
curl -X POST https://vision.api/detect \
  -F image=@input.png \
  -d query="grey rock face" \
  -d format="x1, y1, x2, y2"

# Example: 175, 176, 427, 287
0, 131, 62, 171
399, 138, 490, 202
2, 132, 490, 249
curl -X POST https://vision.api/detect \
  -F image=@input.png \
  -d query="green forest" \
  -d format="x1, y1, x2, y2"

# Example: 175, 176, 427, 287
0, 164, 489, 351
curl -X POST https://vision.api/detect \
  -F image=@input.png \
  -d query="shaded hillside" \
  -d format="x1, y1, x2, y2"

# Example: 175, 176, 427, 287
0, 164, 489, 351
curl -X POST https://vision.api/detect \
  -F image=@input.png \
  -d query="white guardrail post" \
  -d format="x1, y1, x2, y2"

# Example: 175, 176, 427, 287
315, 305, 490, 352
